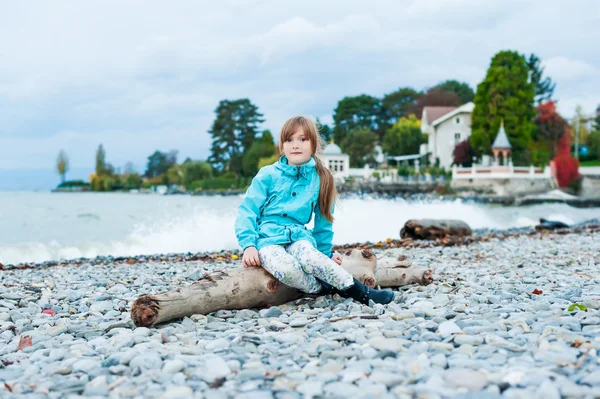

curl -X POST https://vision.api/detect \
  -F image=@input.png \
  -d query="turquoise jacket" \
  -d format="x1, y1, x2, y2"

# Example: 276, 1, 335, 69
235, 155, 334, 256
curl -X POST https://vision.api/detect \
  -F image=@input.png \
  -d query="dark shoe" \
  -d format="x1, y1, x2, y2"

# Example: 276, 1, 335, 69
339, 278, 394, 305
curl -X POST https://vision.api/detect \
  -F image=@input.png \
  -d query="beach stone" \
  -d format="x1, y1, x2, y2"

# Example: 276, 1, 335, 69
534, 379, 561, 399
368, 337, 405, 352
162, 359, 186, 374
265, 307, 283, 318
160, 386, 193, 399
129, 354, 163, 370
444, 368, 488, 390
438, 321, 462, 337
289, 317, 309, 328
454, 335, 484, 346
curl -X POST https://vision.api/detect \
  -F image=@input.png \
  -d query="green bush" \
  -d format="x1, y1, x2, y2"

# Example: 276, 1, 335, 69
191, 175, 251, 191
57, 180, 89, 188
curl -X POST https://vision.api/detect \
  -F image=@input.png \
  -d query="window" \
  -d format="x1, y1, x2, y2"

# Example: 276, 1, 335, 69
339, 164, 344, 172
456, 117, 461, 124
328, 160, 333, 170
454, 133, 461, 142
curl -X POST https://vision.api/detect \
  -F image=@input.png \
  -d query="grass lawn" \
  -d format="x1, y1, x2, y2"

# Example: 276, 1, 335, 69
580, 160, 600, 167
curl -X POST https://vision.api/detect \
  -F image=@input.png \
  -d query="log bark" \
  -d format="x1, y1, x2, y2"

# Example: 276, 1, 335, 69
131, 249, 433, 327
400, 219, 472, 240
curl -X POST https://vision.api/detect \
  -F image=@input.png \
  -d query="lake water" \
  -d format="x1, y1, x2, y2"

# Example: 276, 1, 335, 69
0, 191, 598, 265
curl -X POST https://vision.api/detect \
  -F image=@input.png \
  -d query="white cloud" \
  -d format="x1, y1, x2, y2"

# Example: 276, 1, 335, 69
0, 0, 599, 182
544, 57, 597, 81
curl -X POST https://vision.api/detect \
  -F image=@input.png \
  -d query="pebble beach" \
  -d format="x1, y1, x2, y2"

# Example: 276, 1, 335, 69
1, 223, 600, 398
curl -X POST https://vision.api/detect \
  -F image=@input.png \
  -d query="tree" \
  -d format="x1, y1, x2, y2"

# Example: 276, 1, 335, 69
208, 99, 264, 175
56, 150, 69, 183
333, 95, 381, 143
241, 130, 276, 177
527, 54, 556, 104
453, 140, 475, 167
382, 115, 423, 156
183, 161, 213, 187
532, 100, 568, 165
144, 150, 177, 178
415, 88, 461, 118
433, 80, 474, 104
166, 164, 184, 186
340, 127, 378, 167
380, 87, 422, 132
316, 118, 333, 142
123, 162, 136, 175
470, 50, 535, 165
95, 144, 107, 176
589, 105, 600, 160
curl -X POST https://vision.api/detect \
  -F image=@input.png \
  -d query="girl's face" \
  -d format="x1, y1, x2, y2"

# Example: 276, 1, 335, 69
282, 127, 312, 166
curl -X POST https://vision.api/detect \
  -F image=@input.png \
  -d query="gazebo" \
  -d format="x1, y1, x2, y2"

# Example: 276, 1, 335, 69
321, 140, 350, 178
492, 120, 512, 166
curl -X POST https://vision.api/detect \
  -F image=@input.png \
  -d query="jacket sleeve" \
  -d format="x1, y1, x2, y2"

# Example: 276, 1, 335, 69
311, 202, 334, 256
235, 168, 269, 251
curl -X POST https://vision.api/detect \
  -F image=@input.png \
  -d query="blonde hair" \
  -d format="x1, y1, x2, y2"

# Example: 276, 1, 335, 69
279, 116, 337, 222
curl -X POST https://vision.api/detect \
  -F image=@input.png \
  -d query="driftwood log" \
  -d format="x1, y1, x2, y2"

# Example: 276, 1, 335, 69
400, 219, 472, 240
131, 249, 433, 327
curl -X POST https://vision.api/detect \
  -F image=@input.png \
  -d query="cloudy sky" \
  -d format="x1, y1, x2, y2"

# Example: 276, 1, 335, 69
1, 0, 599, 190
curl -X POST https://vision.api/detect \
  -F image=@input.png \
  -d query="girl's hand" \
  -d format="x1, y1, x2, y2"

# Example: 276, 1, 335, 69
331, 252, 343, 265
243, 247, 261, 267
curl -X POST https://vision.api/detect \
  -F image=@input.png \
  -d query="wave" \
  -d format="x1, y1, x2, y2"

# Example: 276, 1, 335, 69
1, 198, 598, 265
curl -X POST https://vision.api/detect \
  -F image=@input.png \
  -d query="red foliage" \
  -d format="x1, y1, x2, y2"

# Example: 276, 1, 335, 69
453, 140, 473, 166
551, 133, 580, 189
534, 101, 568, 157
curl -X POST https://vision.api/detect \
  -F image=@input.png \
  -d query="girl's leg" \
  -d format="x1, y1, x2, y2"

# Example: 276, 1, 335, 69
258, 244, 323, 294
286, 240, 354, 291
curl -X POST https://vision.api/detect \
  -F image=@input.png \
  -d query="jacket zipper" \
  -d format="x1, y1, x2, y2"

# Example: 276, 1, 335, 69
296, 166, 300, 181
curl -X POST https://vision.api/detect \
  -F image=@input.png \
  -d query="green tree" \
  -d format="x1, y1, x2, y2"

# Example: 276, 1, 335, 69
144, 150, 177, 178
382, 115, 423, 156
316, 118, 333, 142
434, 80, 474, 104
241, 130, 276, 177
208, 99, 264, 175
470, 50, 535, 165
56, 150, 69, 183
380, 87, 422, 132
527, 54, 556, 104
333, 95, 381, 143
123, 173, 143, 189
340, 127, 378, 167
183, 161, 213, 187
164, 164, 183, 186
95, 144, 107, 176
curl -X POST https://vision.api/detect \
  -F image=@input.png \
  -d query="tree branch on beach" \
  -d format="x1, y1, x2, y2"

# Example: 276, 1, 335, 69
131, 249, 434, 327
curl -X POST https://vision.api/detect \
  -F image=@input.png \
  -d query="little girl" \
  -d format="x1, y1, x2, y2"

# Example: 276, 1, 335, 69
234, 116, 393, 306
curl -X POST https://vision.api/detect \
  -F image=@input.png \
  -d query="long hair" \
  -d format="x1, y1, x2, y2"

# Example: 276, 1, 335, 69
279, 116, 337, 222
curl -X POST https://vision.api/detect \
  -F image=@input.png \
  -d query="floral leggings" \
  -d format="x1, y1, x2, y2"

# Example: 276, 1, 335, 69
258, 240, 354, 294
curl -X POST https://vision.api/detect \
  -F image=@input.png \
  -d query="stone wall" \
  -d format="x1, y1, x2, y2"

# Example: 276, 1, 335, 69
451, 178, 553, 196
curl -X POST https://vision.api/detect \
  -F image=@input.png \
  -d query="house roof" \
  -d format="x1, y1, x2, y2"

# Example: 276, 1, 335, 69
492, 122, 512, 149
430, 102, 475, 127
423, 106, 457, 124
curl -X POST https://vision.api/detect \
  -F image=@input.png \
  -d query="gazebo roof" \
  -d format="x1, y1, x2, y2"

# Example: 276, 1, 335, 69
492, 121, 512, 149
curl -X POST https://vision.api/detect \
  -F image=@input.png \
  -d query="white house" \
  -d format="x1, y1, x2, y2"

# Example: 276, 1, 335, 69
421, 102, 475, 168
321, 142, 350, 179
